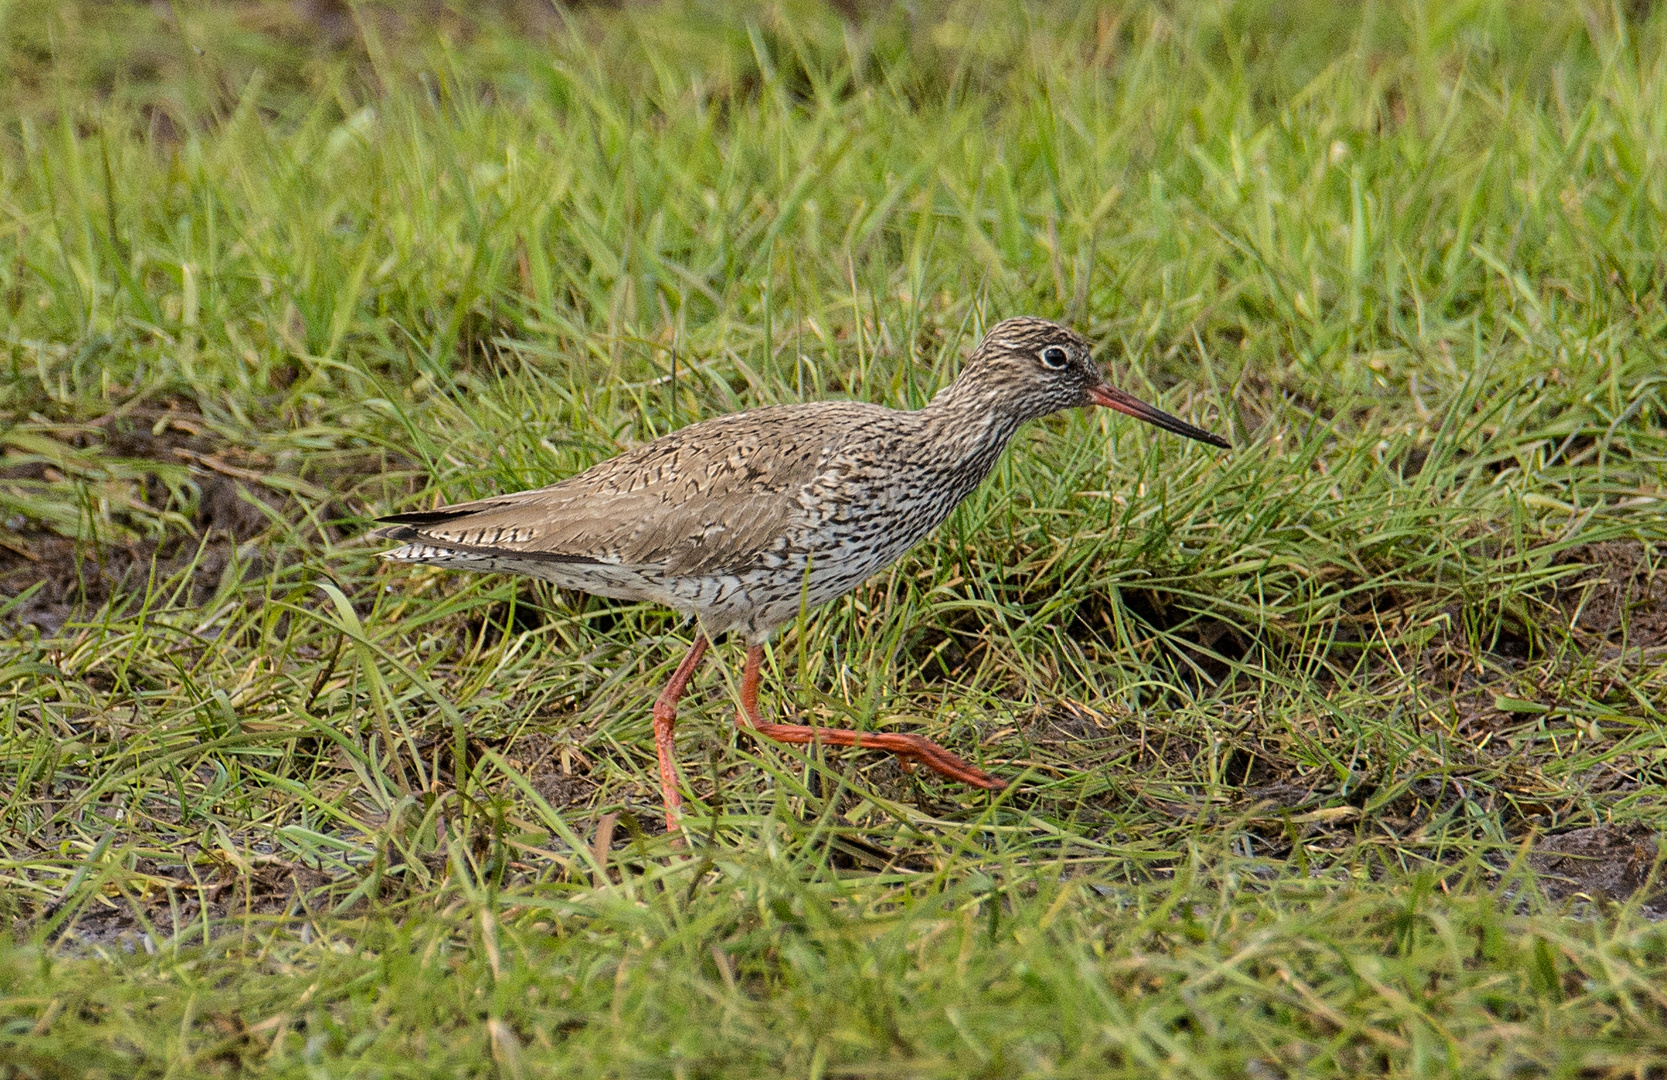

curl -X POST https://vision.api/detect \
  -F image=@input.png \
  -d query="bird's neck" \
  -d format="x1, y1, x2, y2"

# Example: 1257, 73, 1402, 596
914, 377, 1027, 488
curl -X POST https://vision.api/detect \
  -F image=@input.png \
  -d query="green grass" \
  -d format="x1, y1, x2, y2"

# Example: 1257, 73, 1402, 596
3, 0, 1667, 1075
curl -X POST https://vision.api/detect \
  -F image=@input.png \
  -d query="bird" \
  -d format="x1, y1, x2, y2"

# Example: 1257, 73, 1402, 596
374, 317, 1230, 832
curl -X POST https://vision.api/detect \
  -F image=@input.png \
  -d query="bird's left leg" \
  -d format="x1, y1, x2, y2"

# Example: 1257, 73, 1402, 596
734, 644, 1005, 790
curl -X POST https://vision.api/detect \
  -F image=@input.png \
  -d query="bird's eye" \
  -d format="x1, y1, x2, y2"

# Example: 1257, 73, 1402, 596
1040, 346, 1069, 370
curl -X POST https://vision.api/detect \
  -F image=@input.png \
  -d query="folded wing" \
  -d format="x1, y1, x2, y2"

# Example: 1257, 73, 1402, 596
374, 404, 871, 578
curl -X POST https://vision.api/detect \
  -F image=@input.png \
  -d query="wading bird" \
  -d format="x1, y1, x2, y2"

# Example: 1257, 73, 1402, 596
375, 317, 1229, 831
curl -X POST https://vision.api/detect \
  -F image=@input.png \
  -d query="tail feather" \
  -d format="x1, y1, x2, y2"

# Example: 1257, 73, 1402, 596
373, 502, 601, 567
381, 542, 493, 564
373, 524, 604, 567
377, 507, 476, 527
371, 524, 417, 542
372, 506, 478, 543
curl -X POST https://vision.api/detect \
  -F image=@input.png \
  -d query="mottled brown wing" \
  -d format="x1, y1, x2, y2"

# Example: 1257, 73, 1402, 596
374, 403, 877, 577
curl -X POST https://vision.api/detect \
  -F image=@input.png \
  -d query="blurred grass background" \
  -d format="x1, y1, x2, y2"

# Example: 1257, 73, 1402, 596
2, 1, 1666, 1076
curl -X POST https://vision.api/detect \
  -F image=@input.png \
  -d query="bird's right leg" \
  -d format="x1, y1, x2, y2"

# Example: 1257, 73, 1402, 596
652, 633, 710, 833
735, 644, 1005, 790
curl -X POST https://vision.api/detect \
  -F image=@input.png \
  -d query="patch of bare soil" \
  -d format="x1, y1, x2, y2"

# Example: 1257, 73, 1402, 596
46, 853, 334, 954
508, 731, 600, 808
1556, 540, 1667, 653
1027, 699, 1125, 747
0, 408, 288, 634
1529, 824, 1664, 911
1385, 539, 1663, 739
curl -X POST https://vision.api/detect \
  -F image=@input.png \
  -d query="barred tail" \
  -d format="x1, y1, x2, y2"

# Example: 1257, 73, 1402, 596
380, 542, 496, 567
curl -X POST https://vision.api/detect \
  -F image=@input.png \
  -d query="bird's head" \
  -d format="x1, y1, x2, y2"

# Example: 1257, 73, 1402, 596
954, 316, 1230, 448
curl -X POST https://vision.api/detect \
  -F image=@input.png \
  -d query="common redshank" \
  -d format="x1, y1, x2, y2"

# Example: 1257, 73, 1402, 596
375, 317, 1229, 830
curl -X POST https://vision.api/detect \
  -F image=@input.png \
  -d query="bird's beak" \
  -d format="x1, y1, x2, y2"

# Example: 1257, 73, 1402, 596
1088, 384, 1231, 449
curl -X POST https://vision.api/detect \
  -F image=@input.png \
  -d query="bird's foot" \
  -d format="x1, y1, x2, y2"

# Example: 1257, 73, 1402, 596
734, 644, 1004, 791
742, 718, 1005, 790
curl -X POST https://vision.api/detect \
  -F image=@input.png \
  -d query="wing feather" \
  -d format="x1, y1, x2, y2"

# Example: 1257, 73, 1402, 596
373, 402, 885, 578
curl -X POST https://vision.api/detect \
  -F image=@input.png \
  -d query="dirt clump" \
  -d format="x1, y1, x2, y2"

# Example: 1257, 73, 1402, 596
1529, 823, 1663, 908
512, 731, 599, 808
1557, 540, 1665, 653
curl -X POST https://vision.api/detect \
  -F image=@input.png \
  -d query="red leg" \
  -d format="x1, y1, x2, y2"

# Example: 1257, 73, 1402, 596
652, 634, 710, 832
734, 644, 1005, 790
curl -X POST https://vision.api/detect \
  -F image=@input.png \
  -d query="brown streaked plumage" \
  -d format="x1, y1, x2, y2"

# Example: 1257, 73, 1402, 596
375, 317, 1230, 830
